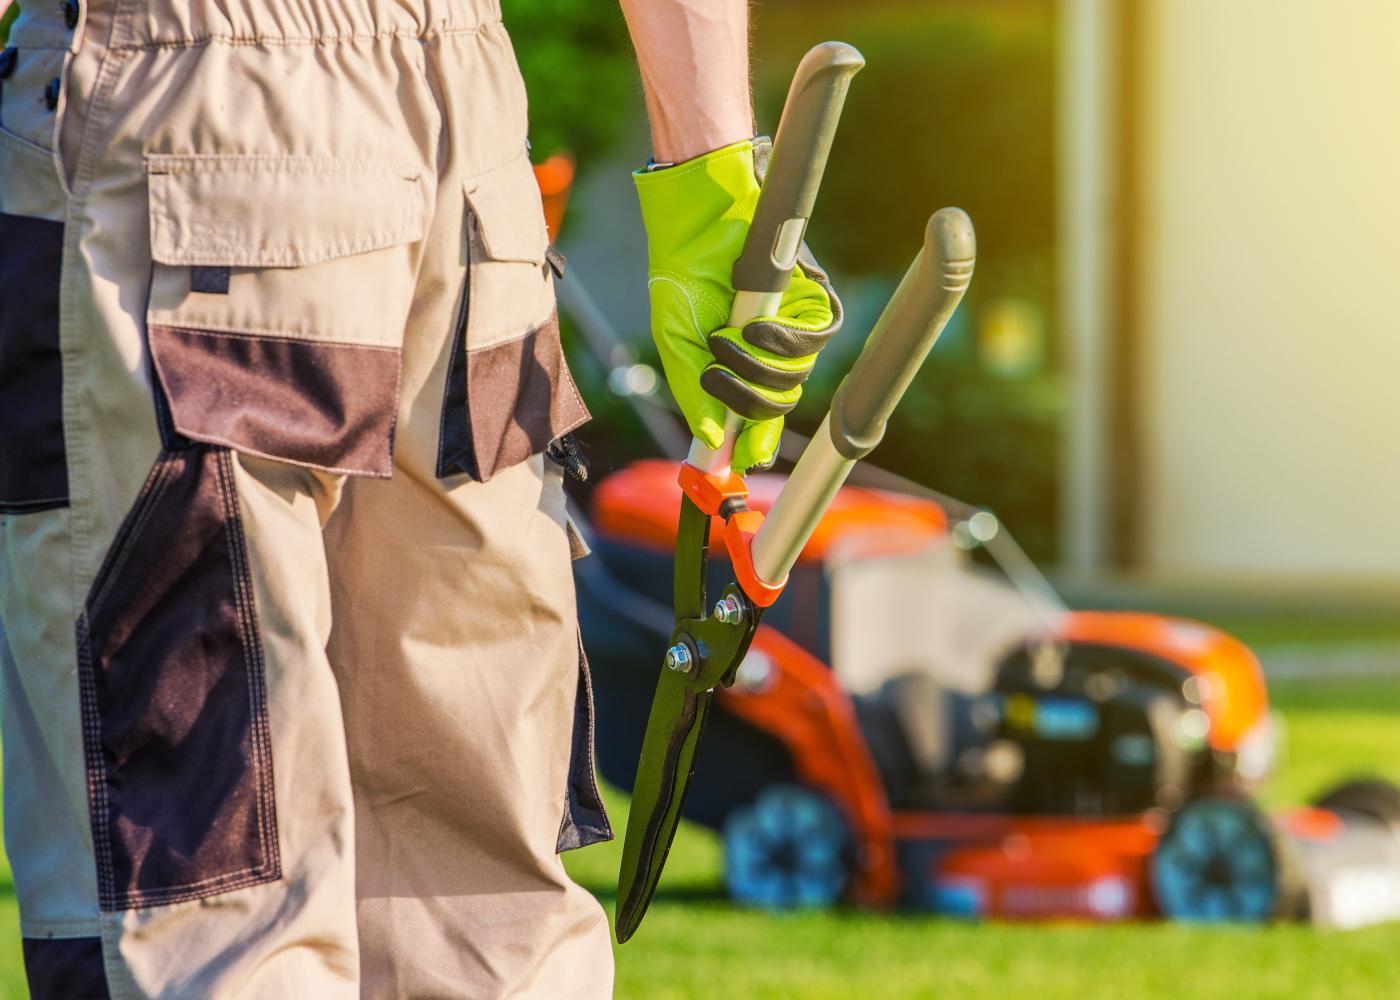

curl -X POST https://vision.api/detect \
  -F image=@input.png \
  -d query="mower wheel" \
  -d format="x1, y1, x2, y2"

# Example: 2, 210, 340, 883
722, 785, 852, 910
1314, 777, 1400, 830
1151, 795, 1304, 922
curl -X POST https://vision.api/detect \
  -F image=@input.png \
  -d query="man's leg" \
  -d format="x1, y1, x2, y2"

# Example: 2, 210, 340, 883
0, 1, 448, 994
1, 133, 364, 999
323, 14, 613, 997
327, 457, 612, 1000
0, 33, 103, 991
4, 73, 365, 987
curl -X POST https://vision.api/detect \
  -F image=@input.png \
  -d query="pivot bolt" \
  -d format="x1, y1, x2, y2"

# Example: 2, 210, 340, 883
664, 644, 693, 673
712, 596, 744, 625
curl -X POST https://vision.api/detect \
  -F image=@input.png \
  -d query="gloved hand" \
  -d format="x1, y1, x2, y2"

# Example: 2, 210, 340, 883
635, 138, 842, 473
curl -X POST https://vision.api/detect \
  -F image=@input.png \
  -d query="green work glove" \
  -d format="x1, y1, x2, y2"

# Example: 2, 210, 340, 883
635, 138, 842, 473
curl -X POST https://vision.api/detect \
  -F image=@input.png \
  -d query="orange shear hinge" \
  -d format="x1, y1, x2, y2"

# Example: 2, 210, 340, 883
677, 464, 787, 608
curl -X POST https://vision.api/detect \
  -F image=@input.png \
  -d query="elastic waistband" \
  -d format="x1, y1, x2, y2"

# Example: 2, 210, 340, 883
21, 0, 504, 51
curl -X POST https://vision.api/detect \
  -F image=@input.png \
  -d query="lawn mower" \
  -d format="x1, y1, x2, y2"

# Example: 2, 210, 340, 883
575, 461, 1400, 929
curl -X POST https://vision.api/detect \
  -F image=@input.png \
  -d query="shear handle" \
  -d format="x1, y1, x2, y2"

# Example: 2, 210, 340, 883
687, 41, 864, 476
749, 209, 978, 587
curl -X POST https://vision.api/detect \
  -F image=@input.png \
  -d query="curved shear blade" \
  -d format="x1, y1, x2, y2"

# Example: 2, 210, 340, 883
615, 672, 714, 943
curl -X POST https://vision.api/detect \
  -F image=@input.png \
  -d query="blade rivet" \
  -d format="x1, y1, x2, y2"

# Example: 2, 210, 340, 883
712, 596, 744, 625
664, 644, 693, 673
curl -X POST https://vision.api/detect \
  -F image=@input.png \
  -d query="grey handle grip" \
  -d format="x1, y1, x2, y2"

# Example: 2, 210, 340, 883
731, 41, 865, 295
828, 208, 976, 459
749, 208, 976, 586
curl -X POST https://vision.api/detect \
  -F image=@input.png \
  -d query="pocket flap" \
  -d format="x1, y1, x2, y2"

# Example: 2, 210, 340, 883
146, 155, 429, 268
463, 153, 550, 265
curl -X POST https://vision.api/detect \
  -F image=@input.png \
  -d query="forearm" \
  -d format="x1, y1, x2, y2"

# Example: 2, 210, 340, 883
619, 0, 753, 163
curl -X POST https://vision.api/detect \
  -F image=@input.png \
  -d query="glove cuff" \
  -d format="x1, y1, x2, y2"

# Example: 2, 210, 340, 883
634, 138, 762, 263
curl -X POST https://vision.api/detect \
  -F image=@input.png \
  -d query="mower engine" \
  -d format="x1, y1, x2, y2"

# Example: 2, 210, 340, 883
988, 614, 1276, 818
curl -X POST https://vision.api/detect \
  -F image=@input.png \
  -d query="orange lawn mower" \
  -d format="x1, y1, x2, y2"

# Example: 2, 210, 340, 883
575, 459, 1400, 929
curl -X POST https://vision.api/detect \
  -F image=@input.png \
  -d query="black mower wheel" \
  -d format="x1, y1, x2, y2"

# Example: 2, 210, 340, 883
1151, 794, 1305, 922
722, 785, 852, 910
1314, 777, 1400, 830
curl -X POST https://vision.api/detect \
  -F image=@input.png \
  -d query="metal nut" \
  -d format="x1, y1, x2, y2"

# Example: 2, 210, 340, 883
664, 644, 693, 673
712, 596, 744, 625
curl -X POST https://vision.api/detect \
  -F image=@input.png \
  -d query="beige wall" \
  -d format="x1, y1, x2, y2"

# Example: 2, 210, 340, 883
1133, 0, 1400, 579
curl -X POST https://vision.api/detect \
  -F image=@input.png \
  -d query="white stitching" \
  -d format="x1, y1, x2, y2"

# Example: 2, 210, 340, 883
647, 272, 728, 339
0, 497, 69, 510
145, 154, 420, 175
151, 324, 401, 352
0, 122, 56, 163
146, 157, 426, 267
146, 328, 397, 477
214, 451, 281, 891
86, 459, 176, 616
16, 918, 103, 936
111, 22, 497, 53
76, 615, 116, 909
85, 451, 285, 910
170, 431, 392, 479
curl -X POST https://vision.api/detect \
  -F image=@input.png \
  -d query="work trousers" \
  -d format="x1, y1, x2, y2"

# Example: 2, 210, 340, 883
0, 0, 614, 995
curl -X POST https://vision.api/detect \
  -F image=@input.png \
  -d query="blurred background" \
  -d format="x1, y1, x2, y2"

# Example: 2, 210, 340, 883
503, 2, 1400, 997
512, 0, 1400, 605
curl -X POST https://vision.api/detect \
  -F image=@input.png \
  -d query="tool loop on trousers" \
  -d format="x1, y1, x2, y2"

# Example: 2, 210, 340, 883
546, 433, 588, 483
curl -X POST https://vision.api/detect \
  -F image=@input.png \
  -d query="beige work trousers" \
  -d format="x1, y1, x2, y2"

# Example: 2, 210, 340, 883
0, 0, 614, 996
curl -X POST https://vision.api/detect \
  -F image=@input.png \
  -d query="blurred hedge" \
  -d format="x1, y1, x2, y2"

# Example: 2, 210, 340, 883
506, 0, 1064, 561
503, 0, 636, 165
753, 0, 1063, 559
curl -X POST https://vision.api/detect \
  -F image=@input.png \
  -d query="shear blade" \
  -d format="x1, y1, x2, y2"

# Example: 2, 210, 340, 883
615, 670, 714, 943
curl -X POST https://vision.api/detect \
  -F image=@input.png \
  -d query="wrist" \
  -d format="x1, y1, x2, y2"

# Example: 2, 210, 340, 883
641, 79, 752, 164
650, 119, 755, 164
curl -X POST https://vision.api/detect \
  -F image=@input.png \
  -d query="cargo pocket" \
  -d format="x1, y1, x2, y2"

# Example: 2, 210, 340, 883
77, 446, 278, 910
557, 635, 613, 852
0, 211, 67, 513
438, 151, 589, 483
144, 155, 430, 476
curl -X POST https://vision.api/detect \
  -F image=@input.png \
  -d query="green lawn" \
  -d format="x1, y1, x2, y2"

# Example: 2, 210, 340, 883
563, 676, 1400, 1000
0, 847, 20, 1000
1, 676, 1397, 998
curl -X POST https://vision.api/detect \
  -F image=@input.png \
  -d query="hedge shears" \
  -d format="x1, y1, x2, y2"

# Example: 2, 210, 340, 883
615, 41, 977, 942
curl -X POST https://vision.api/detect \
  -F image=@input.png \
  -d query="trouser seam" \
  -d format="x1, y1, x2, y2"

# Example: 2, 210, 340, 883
60, 0, 132, 627
109, 22, 498, 53
75, 455, 180, 912
215, 449, 282, 887
75, 613, 116, 911
18, 919, 103, 936
85, 457, 175, 613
